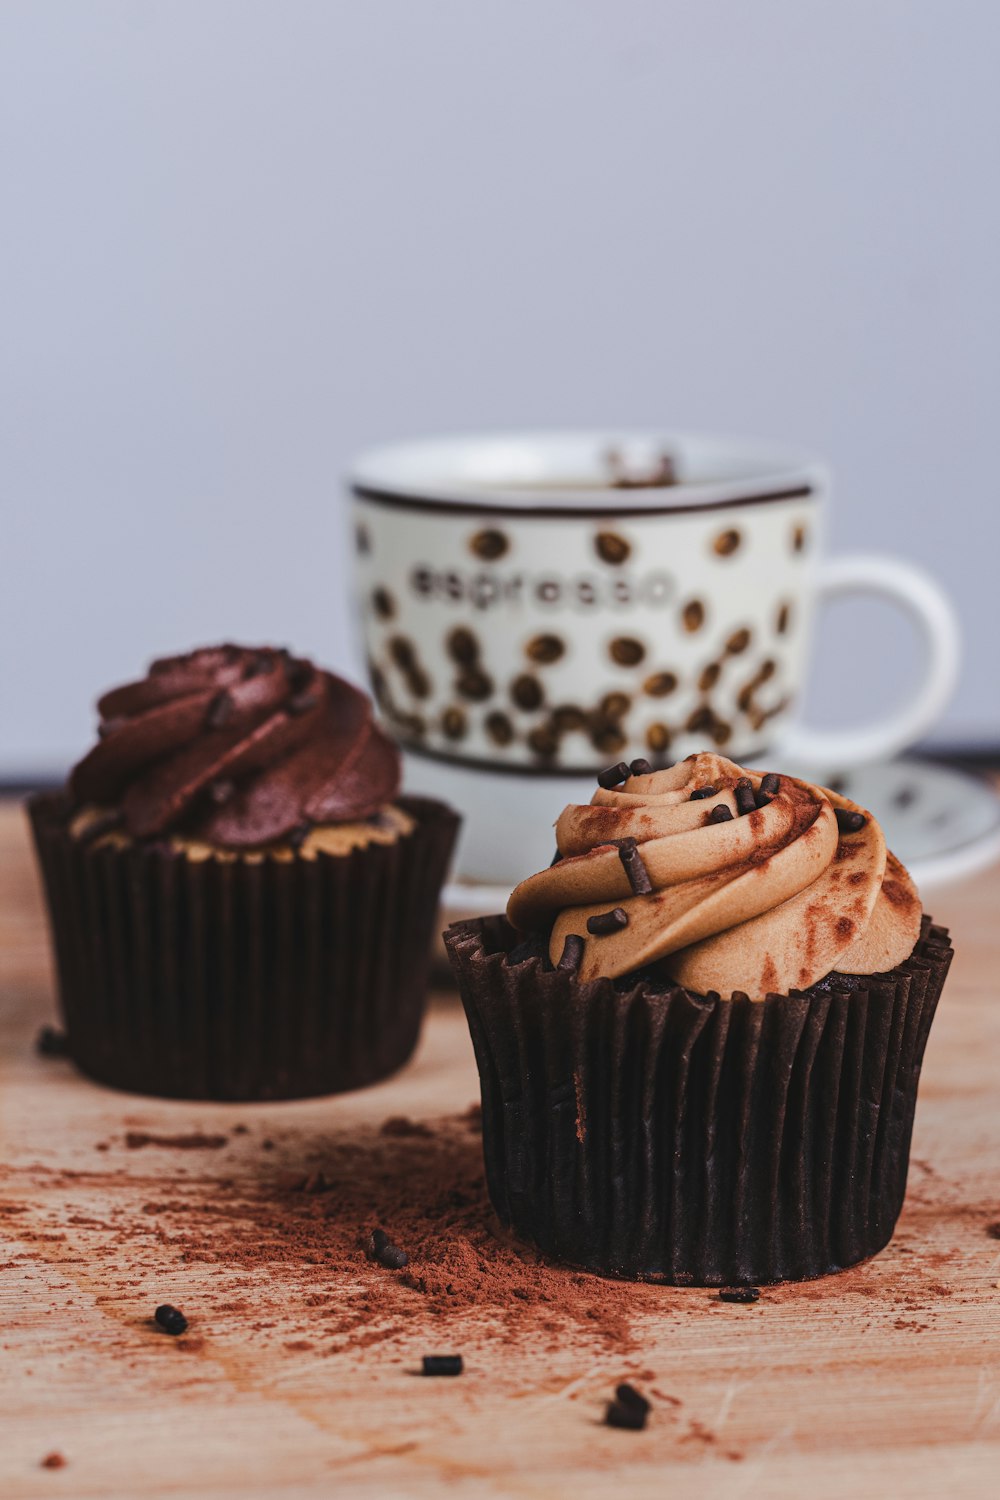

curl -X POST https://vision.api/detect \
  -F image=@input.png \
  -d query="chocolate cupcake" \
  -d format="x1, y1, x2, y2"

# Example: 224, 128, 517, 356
30, 645, 459, 1100
446, 752, 952, 1285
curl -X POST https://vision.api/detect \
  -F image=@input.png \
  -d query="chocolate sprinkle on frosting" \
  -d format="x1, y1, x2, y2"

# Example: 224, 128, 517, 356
205, 691, 234, 730
689, 785, 717, 801
598, 761, 630, 790
617, 838, 653, 895
629, 757, 653, 776
708, 804, 734, 824
586, 907, 628, 936
719, 1286, 760, 1304
734, 778, 756, 816
835, 808, 867, 834
557, 934, 584, 972
760, 773, 781, 796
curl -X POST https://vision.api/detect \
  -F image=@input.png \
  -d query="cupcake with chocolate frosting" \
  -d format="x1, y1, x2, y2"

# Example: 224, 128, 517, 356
30, 645, 459, 1099
446, 752, 952, 1285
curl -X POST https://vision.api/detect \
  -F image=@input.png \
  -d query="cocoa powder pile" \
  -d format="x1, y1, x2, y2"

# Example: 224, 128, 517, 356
134, 1105, 645, 1355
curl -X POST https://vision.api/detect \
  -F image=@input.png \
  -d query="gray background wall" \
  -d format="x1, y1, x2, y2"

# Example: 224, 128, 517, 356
2, 0, 998, 777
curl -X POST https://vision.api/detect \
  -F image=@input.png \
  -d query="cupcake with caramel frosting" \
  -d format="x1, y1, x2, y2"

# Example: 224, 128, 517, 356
30, 645, 459, 1100
447, 751, 953, 1285
508, 752, 922, 997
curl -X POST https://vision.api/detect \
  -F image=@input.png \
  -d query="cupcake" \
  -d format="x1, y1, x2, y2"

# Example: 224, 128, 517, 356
29, 644, 459, 1100
446, 752, 952, 1285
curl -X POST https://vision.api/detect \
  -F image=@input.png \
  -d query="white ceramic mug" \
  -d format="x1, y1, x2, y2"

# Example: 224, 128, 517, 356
349, 431, 959, 882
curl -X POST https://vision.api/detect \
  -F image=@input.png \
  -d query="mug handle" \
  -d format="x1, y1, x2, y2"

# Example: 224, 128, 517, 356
778, 553, 961, 768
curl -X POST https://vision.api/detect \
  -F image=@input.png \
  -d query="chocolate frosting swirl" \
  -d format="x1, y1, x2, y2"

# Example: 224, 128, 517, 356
507, 752, 921, 999
70, 645, 401, 847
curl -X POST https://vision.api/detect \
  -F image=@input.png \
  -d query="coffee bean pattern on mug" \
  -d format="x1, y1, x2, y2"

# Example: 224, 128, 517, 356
358, 503, 808, 768
370, 625, 787, 765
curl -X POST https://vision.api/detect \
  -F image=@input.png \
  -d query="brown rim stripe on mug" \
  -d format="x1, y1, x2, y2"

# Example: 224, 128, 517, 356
351, 482, 815, 520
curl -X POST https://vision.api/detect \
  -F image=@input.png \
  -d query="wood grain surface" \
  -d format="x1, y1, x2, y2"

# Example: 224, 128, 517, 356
1, 797, 999, 1500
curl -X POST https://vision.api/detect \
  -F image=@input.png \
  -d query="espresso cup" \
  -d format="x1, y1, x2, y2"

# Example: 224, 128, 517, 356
349, 431, 959, 882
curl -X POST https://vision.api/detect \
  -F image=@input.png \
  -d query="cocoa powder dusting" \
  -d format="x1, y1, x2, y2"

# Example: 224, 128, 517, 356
41, 1111, 643, 1357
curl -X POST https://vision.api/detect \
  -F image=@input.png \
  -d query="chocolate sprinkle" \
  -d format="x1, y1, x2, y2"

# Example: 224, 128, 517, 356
719, 1286, 760, 1304
586, 907, 628, 936
557, 934, 585, 973
36, 1024, 69, 1057
616, 1384, 651, 1419
154, 1304, 188, 1335
629, 757, 653, 776
376, 1242, 409, 1270
422, 1355, 463, 1377
618, 839, 653, 895
368, 1227, 390, 1258
606, 1387, 649, 1430
689, 786, 717, 801
606, 1403, 646, 1430
708, 804, 733, 824
205, 691, 233, 730
760, 773, 781, 796
597, 761, 630, 789
754, 787, 773, 809
835, 808, 867, 834
735, 778, 756, 816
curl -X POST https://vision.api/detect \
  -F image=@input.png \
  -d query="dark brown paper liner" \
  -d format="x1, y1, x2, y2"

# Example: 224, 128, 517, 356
445, 915, 953, 1285
29, 794, 459, 1101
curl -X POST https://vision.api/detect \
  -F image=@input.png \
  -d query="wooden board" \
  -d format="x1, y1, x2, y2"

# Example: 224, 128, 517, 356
1, 796, 999, 1500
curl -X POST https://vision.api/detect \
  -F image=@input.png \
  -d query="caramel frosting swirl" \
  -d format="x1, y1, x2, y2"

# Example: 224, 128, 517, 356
70, 645, 400, 847
507, 752, 922, 999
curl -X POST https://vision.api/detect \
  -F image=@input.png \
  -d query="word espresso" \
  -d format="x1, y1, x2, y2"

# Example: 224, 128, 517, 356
409, 564, 677, 613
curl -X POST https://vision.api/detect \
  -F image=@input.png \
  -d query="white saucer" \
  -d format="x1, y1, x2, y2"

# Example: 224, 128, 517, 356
441, 757, 1000, 916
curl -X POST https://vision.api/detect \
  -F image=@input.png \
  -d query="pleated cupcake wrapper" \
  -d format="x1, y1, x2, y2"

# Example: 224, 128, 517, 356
445, 915, 953, 1285
29, 794, 459, 1101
